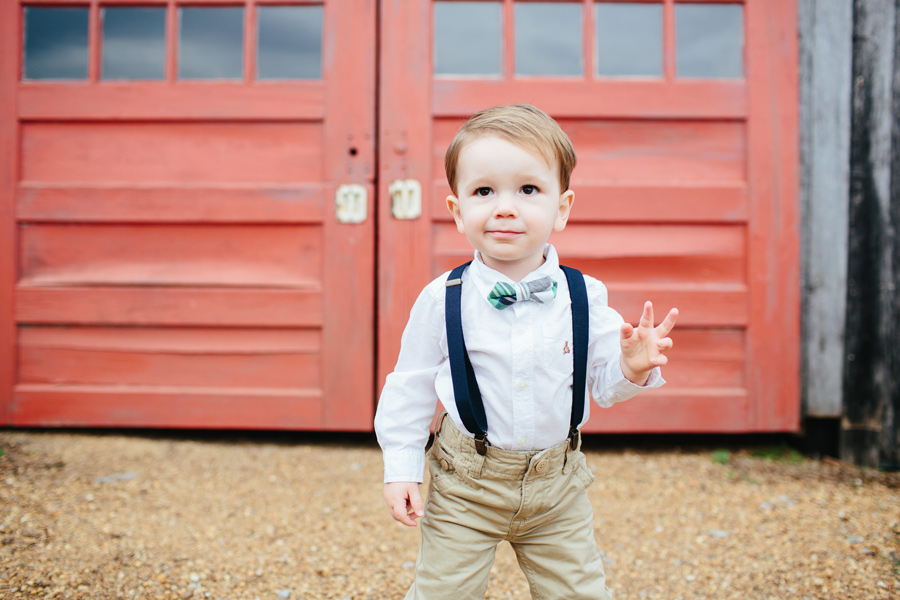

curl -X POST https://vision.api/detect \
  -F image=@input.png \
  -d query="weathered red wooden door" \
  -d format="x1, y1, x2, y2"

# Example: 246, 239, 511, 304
0, 0, 376, 429
379, 0, 799, 432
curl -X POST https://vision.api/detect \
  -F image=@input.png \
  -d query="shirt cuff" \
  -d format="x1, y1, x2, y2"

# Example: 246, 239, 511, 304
382, 448, 426, 484
597, 364, 665, 407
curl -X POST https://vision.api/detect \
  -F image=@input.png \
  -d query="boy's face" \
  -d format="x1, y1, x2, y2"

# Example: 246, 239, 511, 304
446, 135, 574, 281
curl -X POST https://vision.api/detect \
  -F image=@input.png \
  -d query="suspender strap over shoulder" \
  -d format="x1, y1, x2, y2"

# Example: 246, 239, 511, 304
444, 262, 589, 456
560, 266, 589, 448
445, 262, 489, 454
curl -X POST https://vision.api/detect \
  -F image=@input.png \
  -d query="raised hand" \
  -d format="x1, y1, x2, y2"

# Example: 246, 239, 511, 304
620, 301, 678, 385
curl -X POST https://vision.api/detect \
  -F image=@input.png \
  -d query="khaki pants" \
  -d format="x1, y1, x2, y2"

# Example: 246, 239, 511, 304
404, 415, 613, 600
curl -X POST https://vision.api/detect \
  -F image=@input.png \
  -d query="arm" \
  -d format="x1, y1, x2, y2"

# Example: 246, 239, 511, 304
374, 280, 446, 524
620, 301, 678, 385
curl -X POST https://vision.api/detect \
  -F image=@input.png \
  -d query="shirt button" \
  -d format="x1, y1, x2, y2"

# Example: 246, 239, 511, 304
518, 436, 528, 445
517, 381, 527, 391
516, 325, 526, 335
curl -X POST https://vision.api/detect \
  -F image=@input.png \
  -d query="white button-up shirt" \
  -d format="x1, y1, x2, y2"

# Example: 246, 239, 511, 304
374, 245, 663, 483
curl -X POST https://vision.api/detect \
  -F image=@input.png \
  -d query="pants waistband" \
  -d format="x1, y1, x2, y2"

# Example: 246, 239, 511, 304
432, 412, 580, 480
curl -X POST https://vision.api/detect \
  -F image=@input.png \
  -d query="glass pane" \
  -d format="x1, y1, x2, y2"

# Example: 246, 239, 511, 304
23, 7, 89, 80
515, 2, 582, 77
595, 3, 662, 77
102, 7, 166, 80
258, 5, 323, 80
179, 7, 244, 80
676, 3, 743, 78
434, 1, 502, 76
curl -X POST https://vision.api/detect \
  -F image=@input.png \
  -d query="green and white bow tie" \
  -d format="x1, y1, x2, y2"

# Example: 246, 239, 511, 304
487, 277, 558, 310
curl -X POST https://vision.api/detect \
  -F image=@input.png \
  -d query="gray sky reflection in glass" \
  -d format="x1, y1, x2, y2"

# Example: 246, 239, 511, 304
102, 7, 166, 80
515, 2, 582, 77
258, 5, 323, 80
179, 7, 244, 80
595, 3, 662, 77
676, 3, 743, 78
24, 7, 89, 80
434, 1, 502, 76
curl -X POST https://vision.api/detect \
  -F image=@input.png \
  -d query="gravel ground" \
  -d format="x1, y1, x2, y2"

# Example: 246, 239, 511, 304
1, 429, 898, 600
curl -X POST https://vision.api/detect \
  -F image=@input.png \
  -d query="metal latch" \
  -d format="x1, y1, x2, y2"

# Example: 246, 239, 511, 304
390, 179, 422, 220
335, 184, 367, 224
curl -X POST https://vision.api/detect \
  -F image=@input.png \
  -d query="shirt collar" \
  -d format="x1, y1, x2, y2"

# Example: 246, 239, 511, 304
468, 244, 560, 299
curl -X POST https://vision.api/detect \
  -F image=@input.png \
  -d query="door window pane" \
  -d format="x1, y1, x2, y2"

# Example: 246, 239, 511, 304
676, 3, 743, 78
434, 1, 502, 76
595, 2, 662, 77
23, 7, 89, 80
515, 2, 582, 77
258, 5, 323, 80
179, 7, 244, 80
102, 7, 166, 80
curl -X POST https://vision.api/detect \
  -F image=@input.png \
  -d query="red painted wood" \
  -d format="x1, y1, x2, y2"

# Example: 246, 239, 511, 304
379, 0, 798, 434
21, 122, 324, 183
432, 80, 747, 119
0, 1, 18, 425
19, 83, 325, 120
12, 386, 324, 429
320, 0, 377, 430
16, 287, 323, 327
744, 0, 801, 430
8, 0, 377, 431
377, 1, 435, 390
19, 327, 321, 389
20, 223, 323, 287
17, 185, 326, 223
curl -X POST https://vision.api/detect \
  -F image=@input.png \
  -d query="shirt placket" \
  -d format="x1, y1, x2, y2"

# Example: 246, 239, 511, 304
509, 302, 535, 450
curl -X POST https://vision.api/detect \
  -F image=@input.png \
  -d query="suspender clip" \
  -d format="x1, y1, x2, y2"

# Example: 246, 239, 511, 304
445, 278, 462, 287
474, 433, 488, 456
568, 426, 580, 450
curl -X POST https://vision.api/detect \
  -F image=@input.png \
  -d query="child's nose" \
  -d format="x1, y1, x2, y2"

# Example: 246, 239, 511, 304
492, 192, 518, 217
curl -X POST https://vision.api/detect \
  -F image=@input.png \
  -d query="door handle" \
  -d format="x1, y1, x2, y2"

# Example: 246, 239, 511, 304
335, 184, 367, 224
390, 179, 422, 220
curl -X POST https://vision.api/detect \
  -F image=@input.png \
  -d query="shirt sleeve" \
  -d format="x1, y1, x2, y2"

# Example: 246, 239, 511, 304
584, 277, 665, 408
374, 280, 446, 483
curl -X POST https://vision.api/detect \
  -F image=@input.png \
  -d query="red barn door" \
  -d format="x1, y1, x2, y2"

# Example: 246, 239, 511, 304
1, 0, 376, 429
378, 0, 799, 432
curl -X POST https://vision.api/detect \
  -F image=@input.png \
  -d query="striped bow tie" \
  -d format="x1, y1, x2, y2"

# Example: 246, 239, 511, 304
487, 277, 558, 310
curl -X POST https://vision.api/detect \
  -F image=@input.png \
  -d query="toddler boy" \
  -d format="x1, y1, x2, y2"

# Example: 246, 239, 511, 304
374, 104, 678, 599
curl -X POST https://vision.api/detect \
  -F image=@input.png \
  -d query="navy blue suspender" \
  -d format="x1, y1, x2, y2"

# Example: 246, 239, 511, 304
444, 263, 589, 455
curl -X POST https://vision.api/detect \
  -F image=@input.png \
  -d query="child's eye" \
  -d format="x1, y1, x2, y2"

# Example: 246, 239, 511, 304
521, 185, 538, 195
475, 187, 492, 197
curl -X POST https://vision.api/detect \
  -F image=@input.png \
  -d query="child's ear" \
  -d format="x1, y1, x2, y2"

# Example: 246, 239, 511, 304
554, 190, 575, 232
446, 194, 465, 234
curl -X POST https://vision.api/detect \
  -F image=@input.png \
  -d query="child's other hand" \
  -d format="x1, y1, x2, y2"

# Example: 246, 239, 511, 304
384, 481, 424, 527
620, 301, 678, 385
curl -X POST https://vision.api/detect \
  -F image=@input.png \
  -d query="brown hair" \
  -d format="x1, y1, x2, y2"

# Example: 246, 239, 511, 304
444, 104, 577, 195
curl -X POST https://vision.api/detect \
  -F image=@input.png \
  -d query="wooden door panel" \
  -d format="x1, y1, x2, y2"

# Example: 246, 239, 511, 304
380, 0, 799, 433
3, 0, 376, 430
21, 122, 324, 183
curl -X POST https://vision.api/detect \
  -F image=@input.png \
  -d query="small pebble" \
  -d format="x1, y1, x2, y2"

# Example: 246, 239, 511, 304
402, 561, 416, 569
277, 590, 291, 599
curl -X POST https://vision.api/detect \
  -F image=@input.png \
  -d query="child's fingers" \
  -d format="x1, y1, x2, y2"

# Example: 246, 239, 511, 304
655, 308, 679, 336
639, 301, 655, 330
408, 484, 424, 519
657, 337, 674, 352
620, 322, 634, 341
